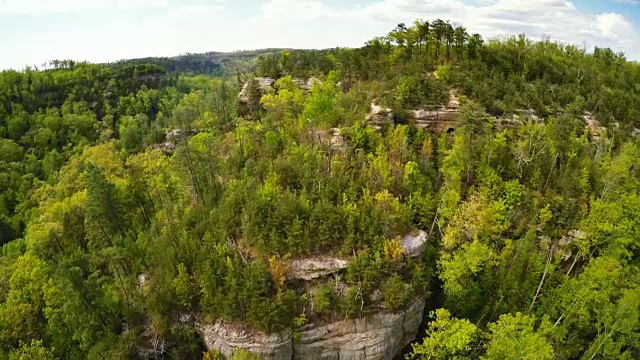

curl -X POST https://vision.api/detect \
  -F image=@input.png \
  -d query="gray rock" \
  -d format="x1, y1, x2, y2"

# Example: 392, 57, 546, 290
197, 321, 292, 360
315, 128, 345, 151
557, 229, 586, 261
401, 230, 428, 258
583, 112, 606, 138
370, 289, 383, 303
288, 257, 349, 281
238, 77, 276, 103
448, 90, 460, 109
294, 77, 322, 91
367, 103, 394, 126
294, 296, 425, 360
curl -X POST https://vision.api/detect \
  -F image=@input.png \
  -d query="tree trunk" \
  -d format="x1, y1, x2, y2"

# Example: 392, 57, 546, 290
530, 243, 554, 310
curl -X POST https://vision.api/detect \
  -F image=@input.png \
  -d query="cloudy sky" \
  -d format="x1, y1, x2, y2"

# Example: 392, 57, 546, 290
1, 0, 640, 69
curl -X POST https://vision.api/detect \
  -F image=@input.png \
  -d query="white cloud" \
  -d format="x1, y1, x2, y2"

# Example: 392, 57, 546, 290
165, 4, 224, 20
239, 0, 640, 59
1, 0, 639, 69
0, 0, 171, 15
596, 13, 636, 39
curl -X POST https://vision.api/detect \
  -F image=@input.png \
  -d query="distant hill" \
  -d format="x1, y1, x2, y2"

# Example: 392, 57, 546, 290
107, 49, 290, 76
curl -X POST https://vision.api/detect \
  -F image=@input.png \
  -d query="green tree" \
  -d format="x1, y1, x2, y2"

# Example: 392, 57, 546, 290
407, 308, 479, 360
484, 313, 553, 360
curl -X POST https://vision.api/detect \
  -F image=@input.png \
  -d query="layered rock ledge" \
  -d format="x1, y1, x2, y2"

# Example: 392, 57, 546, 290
197, 230, 428, 359
288, 257, 349, 281
197, 296, 425, 360
197, 321, 292, 360
294, 296, 425, 360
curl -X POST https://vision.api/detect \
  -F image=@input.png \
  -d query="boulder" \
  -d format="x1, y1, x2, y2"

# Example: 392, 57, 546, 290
370, 289, 383, 303
294, 296, 425, 360
288, 257, 349, 281
447, 90, 460, 109
238, 77, 276, 103
557, 229, 586, 261
401, 230, 428, 258
495, 109, 542, 129
367, 103, 394, 126
152, 141, 175, 155
583, 112, 606, 138
153, 128, 201, 155
294, 77, 322, 91
197, 321, 292, 360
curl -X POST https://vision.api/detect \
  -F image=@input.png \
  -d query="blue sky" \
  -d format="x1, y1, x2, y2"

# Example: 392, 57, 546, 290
1, 0, 640, 70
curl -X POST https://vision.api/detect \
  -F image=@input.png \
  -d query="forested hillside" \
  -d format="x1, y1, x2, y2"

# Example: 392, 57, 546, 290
1, 19, 640, 359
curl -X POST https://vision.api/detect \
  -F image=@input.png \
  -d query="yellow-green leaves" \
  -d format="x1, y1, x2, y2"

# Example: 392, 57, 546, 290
484, 313, 553, 360
408, 308, 478, 360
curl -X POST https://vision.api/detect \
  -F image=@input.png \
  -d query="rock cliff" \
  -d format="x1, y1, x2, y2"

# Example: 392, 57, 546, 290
288, 256, 349, 281
367, 91, 461, 134
197, 296, 424, 360
294, 296, 425, 360
197, 321, 292, 360
583, 112, 606, 139
197, 230, 428, 359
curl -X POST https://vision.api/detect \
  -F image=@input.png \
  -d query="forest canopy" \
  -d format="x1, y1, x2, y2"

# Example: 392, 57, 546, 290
1, 18, 640, 359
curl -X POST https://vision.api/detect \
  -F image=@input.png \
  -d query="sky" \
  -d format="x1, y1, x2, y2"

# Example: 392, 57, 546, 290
1, 0, 640, 70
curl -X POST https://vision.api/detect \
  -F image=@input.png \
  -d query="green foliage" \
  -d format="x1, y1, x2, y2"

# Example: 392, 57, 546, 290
231, 349, 261, 360
1, 17, 640, 360
407, 308, 478, 359
312, 283, 334, 317
484, 313, 553, 360
393, 75, 447, 110
382, 274, 412, 312
9, 340, 54, 360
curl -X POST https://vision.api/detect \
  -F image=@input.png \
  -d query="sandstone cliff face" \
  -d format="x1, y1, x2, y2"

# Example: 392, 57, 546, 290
366, 103, 394, 127
197, 321, 293, 360
294, 296, 425, 360
367, 91, 461, 134
288, 257, 349, 281
197, 296, 424, 360
583, 112, 606, 139
197, 231, 428, 360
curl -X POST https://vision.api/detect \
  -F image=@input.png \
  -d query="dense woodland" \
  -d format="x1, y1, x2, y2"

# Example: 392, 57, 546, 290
1, 18, 640, 359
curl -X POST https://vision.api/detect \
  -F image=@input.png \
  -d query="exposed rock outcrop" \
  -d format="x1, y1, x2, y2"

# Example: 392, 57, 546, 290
153, 128, 200, 155
411, 91, 461, 133
293, 77, 322, 91
288, 257, 349, 281
495, 109, 542, 128
401, 230, 428, 258
293, 296, 425, 360
197, 297, 425, 360
583, 112, 606, 139
197, 321, 292, 360
238, 77, 276, 104
239, 77, 321, 105
557, 229, 586, 261
196, 230, 429, 359
367, 103, 394, 127
315, 128, 345, 151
